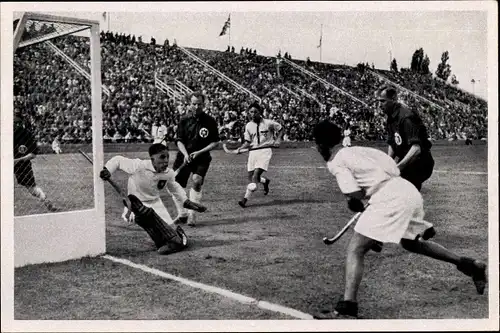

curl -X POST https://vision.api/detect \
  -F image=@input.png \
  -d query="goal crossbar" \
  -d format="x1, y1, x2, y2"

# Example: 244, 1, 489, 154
14, 12, 100, 51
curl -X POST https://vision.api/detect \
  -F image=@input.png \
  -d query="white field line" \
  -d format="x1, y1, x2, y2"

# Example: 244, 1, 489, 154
102, 255, 314, 320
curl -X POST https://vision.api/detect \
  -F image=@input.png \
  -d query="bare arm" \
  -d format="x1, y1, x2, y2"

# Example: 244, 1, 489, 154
176, 141, 191, 162
387, 145, 395, 159
397, 144, 421, 171
195, 141, 220, 155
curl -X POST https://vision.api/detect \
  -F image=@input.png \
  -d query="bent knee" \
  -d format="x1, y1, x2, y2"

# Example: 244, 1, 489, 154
348, 232, 376, 255
191, 174, 204, 186
247, 183, 257, 192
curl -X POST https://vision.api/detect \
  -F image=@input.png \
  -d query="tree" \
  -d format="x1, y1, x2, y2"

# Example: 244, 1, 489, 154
451, 74, 459, 85
390, 58, 398, 72
410, 48, 424, 72
435, 51, 452, 81
410, 48, 431, 75
421, 55, 430, 75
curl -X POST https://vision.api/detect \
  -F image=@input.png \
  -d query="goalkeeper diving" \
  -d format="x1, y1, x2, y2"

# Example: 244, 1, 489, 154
99, 143, 207, 255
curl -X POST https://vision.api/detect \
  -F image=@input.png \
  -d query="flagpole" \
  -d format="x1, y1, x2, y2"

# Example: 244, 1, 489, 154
228, 15, 231, 49
319, 24, 323, 63
108, 12, 110, 31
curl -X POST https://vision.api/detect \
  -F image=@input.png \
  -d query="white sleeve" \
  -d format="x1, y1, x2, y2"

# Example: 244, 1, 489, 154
105, 156, 144, 175
244, 123, 252, 142
164, 171, 188, 203
270, 119, 283, 132
327, 151, 361, 194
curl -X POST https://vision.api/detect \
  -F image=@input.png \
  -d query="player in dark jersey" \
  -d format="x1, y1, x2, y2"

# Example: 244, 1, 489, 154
375, 85, 435, 191
14, 108, 58, 212
171, 92, 220, 226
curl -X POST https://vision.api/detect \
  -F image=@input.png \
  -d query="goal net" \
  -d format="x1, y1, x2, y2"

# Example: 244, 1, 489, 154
13, 12, 105, 267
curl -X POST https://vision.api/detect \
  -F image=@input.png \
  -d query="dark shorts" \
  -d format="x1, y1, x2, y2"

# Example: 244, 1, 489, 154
173, 151, 212, 188
14, 161, 36, 187
400, 152, 434, 191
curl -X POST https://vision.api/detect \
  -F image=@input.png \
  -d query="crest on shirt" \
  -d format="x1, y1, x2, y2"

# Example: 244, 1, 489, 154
394, 132, 402, 146
18, 145, 27, 154
199, 127, 209, 138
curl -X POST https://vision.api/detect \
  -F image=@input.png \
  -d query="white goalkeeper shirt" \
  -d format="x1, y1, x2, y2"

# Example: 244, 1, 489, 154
327, 146, 400, 198
244, 119, 282, 146
105, 156, 187, 203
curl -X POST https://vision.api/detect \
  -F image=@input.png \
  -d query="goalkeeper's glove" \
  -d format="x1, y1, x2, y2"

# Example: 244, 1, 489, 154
99, 167, 111, 181
183, 199, 207, 213
347, 198, 365, 213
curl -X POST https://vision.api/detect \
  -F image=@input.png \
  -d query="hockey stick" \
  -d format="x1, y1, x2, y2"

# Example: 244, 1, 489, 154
323, 205, 369, 245
222, 142, 280, 155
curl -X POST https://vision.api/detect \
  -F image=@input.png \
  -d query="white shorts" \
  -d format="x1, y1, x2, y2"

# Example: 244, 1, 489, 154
122, 198, 174, 225
247, 148, 272, 172
354, 177, 433, 244
342, 137, 351, 147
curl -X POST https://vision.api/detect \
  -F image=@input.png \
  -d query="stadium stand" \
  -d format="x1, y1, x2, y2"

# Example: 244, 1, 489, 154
13, 29, 488, 147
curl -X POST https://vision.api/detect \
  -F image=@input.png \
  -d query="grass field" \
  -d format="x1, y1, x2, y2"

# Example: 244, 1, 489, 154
13, 144, 490, 320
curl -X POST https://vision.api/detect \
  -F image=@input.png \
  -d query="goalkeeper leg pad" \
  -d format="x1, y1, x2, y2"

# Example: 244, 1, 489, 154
127, 195, 188, 254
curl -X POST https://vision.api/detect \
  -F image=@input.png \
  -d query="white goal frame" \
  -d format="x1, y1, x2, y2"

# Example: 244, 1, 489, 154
13, 12, 105, 267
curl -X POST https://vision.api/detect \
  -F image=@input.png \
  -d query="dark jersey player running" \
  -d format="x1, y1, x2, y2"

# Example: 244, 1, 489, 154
171, 91, 220, 226
14, 108, 58, 212
375, 85, 435, 191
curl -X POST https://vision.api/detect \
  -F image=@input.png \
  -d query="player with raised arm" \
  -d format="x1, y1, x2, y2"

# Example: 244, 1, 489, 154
375, 85, 434, 191
14, 108, 58, 212
171, 91, 220, 227
235, 102, 283, 208
99, 143, 207, 254
311, 119, 487, 319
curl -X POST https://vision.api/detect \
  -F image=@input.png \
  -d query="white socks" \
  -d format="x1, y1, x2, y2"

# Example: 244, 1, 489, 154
190, 188, 202, 204
260, 177, 267, 184
173, 187, 188, 217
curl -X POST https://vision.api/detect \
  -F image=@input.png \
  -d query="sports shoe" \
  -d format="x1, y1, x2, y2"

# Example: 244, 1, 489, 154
421, 227, 436, 240
173, 216, 188, 225
313, 300, 359, 319
238, 198, 247, 208
457, 257, 487, 295
263, 179, 271, 195
45, 200, 59, 212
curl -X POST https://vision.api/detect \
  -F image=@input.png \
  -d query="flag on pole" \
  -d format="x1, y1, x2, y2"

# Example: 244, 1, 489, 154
102, 12, 107, 20
219, 15, 231, 36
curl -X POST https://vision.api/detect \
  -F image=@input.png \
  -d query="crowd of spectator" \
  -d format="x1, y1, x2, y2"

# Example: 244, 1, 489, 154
13, 26, 488, 148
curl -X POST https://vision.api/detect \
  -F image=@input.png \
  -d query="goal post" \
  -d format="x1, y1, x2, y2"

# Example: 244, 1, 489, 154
13, 12, 105, 267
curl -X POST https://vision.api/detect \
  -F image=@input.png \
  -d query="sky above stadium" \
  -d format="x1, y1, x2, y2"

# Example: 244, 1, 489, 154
7, 1, 495, 99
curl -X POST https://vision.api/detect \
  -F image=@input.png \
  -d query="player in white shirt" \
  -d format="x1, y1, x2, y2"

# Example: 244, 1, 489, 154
342, 127, 351, 147
234, 102, 283, 208
100, 144, 206, 245
311, 120, 487, 319
151, 118, 168, 145
52, 136, 62, 154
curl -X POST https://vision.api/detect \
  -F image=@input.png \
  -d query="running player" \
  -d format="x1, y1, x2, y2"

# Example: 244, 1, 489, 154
171, 92, 220, 226
342, 126, 352, 147
235, 102, 283, 208
311, 119, 487, 319
14, 108, 58, 212
375, 85, 434, 191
